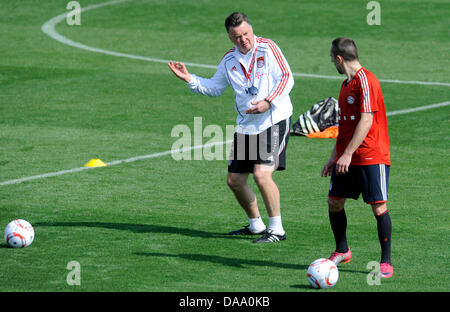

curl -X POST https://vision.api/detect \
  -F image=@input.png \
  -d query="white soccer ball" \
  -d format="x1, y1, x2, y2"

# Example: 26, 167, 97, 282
307, 258, 339, 289
4, 219, 35, 248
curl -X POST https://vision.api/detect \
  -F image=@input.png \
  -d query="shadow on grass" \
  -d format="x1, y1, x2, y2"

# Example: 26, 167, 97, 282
35, 222, 368, 280
134, 252, 309, 270
35, 221, 247, 240
290, 284, 314, 290
134, 252, 368, 275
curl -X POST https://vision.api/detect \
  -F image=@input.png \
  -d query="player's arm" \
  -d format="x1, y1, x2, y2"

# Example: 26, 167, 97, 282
321, 144, 337, 177
335, 112, 374, 174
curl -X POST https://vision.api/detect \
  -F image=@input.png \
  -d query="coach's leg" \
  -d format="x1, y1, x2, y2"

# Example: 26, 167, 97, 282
253, 164, 279, 217
253, 164, 284, 235
328, 197, 349, 253
372, 203, 392, 265
227, 172, 259, 218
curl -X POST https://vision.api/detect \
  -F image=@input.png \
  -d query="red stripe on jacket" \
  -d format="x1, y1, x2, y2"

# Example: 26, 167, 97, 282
256, 38, 289, 103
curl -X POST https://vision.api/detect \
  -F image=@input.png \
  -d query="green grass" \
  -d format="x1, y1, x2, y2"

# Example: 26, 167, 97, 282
0, 0, 449, 293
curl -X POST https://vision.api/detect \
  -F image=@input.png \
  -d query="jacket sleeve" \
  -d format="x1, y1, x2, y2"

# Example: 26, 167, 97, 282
264, 40, 294, 107
187, 61, 229, 97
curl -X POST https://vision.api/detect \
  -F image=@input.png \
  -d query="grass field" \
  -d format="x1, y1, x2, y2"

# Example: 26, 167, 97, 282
0, 0, 449, 294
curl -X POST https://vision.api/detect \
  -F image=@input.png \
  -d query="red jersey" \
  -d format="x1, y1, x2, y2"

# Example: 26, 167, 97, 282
336, 67, 390, 166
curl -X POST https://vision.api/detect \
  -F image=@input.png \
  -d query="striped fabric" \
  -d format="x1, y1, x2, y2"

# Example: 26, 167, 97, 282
256, 38, 290, 103
357, 69, 372, 112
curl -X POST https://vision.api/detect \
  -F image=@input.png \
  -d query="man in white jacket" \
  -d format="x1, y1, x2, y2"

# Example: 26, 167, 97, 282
168, 12, 294, 243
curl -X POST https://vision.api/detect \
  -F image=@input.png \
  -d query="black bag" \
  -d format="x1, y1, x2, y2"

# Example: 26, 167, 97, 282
292, 97, 338, 136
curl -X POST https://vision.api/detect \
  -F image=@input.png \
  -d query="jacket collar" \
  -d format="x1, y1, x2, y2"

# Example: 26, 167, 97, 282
232, 35, 259, 70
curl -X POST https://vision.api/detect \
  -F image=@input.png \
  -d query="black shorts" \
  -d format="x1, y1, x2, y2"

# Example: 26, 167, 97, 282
328, 164, 390, 204
228, 118, 290, 174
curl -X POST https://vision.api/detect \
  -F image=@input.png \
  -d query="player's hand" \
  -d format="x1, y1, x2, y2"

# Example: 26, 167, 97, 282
335, 152, 352, 175
245, 100, 271, 114
321, 158, 334, 177
168, 61, 191, 83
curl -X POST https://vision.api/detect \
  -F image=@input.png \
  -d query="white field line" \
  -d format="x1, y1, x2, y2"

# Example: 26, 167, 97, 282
1, 2, 447, 187
386, 101, 450, 116
1, 101, 449, 187
0, 140, 233, 187
41, 0, 450, 88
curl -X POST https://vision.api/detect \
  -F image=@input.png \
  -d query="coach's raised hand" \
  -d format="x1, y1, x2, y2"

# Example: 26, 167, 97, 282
168, 61, 192, 83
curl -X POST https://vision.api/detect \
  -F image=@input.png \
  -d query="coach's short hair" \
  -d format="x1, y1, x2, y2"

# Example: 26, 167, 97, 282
225, 12, 250, 33
331, 37, 359, 61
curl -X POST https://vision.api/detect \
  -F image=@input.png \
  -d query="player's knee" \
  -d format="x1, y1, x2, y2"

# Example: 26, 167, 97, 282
328, 197, 345, 213
371, 202, 388, 216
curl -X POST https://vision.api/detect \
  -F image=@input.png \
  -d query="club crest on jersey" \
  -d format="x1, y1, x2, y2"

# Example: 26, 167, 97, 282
347, 95, 355, 104
257, 56, 264, 68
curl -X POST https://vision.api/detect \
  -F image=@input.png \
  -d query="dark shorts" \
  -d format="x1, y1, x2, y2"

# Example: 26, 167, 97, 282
328, 164, 390, 204
228, 118, 290, 174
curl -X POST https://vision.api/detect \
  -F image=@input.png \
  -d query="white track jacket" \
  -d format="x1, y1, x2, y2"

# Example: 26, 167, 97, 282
187, 36, 294, 134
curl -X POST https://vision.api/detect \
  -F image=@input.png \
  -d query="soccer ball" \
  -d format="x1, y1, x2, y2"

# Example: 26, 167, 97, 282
307, 258, 339, 289
4, 219, 35, 248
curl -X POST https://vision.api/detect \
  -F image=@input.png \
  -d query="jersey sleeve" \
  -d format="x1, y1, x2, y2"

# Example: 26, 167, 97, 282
187, 60, 229, 97
357, 70, 379, 113
264, 40, 294, 107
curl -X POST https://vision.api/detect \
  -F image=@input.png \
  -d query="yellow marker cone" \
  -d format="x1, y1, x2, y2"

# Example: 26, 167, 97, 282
84, 158, 107, 167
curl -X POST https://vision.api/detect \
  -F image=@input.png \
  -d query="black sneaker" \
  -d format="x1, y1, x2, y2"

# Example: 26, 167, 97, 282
228, 225, 267, 236
253, 230, 286, 243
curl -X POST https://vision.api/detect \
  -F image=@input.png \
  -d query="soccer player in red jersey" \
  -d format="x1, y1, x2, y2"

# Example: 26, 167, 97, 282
321, 38, 393, 278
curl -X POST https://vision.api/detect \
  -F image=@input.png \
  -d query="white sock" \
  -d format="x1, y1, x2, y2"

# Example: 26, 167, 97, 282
268, 215, 285, 235
249, 216, 266, 233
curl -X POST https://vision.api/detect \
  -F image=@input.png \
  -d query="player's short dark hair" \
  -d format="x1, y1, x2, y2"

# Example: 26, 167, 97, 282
331, 37, 359, 61
225, 12, 250, 33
